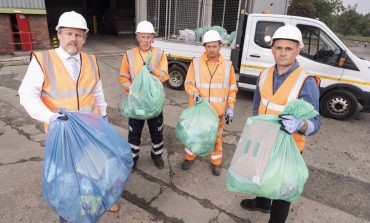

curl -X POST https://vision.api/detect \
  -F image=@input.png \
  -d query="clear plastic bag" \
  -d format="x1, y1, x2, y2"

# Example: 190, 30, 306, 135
230, 118, 281, 184
227, 99, 318, 202
175, 99, 219, 156
179, 29, 196, 42
43, 110, 133, 223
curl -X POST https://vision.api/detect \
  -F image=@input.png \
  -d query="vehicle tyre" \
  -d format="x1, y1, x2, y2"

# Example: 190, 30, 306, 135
167, 65, 186, 90
320, 90, 358, 120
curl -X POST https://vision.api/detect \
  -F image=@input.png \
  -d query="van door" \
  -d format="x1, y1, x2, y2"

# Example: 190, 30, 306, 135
240, 16, 288, 90
290, 22, 345, 88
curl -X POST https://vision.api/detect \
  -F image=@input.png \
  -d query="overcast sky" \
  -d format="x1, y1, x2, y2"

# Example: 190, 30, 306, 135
341, 0, 370, 14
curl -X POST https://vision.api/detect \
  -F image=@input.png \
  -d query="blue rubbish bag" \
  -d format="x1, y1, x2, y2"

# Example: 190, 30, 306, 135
42, 110, 133, 223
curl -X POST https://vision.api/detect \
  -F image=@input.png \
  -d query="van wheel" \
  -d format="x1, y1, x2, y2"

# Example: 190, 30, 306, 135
320, 90, 358, 120
167, 65, 186, 90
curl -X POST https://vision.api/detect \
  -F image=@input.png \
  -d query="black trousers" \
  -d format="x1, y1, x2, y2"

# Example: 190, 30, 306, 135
128, 112, 164, 161
257, 197, 291, 223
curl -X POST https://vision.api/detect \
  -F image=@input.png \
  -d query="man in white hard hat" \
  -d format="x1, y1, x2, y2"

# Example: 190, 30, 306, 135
240, 25, 321, 223
18, 11, 119, 222
119, 21, 168, 170
181, 30, 238, 176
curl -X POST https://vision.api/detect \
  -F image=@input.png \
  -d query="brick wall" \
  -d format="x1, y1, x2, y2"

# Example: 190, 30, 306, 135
29, 15, 51, 50
0, 14, 13, 55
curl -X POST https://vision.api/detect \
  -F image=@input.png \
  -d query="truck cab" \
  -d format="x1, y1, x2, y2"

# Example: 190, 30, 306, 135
235, 14, 370, 120
154, 13, 370, 120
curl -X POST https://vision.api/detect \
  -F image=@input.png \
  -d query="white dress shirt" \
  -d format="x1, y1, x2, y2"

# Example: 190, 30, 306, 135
18, 47, 107, 124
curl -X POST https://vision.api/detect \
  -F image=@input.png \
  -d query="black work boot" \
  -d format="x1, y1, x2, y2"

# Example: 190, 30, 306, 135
240, 197, 271, 213
211, 164, 221, 176
152, 156, 164, 169
181, 160, 194, 170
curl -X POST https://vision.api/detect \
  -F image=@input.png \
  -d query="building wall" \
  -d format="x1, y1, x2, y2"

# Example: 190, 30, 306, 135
0, 0, 45, 9
29, 15, 51, 50
0, 14, 12, 54
0, 14, 51, 55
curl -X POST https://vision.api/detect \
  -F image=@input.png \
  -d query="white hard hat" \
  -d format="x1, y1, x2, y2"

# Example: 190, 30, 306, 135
202, 30, 222, 45
272, 25, 304, 49
55, 11, 89, 32
135, 21, 155, 34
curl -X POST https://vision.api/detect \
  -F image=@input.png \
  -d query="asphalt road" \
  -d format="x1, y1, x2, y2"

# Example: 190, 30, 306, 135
0, 34, 369, 223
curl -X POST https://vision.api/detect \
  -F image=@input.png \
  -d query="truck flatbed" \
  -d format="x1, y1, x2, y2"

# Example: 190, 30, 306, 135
153, 38, 232, 60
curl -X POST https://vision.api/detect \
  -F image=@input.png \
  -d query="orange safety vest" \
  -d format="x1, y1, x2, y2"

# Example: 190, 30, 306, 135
189, 55, 237, 116
124, 47, 167, 82
33, 49, 100, 131
257, 66, 319, 151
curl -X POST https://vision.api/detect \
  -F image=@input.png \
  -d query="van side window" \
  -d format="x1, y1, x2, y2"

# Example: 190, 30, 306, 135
254, 21, 284, 48
297, 24, 342, 66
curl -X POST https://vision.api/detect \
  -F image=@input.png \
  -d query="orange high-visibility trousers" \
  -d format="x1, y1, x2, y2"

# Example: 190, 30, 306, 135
184, 115, 224, 165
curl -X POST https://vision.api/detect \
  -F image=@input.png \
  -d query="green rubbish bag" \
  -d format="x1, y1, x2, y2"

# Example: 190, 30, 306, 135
195, 26, 209, 39
175, 99, 219, 156
210, 26, 227, 35
120, 52, 165, 120
226, 31, 236, 44
227, 99, 318, 202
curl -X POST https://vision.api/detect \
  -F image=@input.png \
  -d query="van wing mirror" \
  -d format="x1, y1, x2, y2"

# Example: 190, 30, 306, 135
338, 50, 347, 67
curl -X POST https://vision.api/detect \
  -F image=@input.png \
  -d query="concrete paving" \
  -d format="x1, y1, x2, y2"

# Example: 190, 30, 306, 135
0, 34, 369, 223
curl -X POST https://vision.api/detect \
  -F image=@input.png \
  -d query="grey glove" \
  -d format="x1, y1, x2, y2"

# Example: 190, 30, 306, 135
147, 63, 154, 73
193, 92, 200, 103
225, 108, 234, 124
279, 114, 304, 134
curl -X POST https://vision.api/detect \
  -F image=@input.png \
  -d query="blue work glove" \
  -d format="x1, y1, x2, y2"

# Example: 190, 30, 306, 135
225, 108, 234, 124
146, 63, 154, 73
49, 113, 68, 123
193, 92, 200, 103
279, 114, 304, 134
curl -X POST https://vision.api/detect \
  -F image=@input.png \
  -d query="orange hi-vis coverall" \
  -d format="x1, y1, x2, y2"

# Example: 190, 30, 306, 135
184, 52, 238, 165
258, 66, 320, 151
119, 47, 168, 90
119, 47, 169, 161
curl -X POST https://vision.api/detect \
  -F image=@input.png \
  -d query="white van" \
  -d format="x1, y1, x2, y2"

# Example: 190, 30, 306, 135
154, 13, 370, 120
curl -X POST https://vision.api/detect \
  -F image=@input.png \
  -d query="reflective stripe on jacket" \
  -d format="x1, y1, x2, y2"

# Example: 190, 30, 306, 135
33, 50, 100, 130
184, 52, 238, 116
258, 66, 319, 151
119, 47, 169, 88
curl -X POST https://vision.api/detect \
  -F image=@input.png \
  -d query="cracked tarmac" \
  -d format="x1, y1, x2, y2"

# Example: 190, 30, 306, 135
0, 34, 370, 223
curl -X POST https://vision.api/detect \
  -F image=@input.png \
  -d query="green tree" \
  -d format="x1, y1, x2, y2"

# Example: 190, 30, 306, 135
313, 0, 344, 28
357, 13, 370, 37
337, 6, 362, 36
288, 0, 344, 29
288, 0, 317, 18
289, 0, 369, 38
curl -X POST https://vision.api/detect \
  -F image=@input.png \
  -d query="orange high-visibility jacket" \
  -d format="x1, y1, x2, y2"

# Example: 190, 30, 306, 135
257, 66, 320, 151
119, 47, 169, 89
185, 52, 238, 116
33, 50, 101, 130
